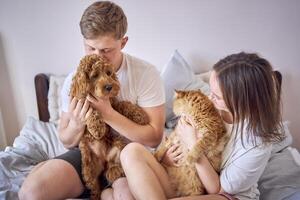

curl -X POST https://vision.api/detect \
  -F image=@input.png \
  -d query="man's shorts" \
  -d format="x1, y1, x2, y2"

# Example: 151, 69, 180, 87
55, 148, 109, 198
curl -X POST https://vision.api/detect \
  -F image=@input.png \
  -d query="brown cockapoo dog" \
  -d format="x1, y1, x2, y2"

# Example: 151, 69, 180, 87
155, 90, 229, 197
70, 54, 149, 200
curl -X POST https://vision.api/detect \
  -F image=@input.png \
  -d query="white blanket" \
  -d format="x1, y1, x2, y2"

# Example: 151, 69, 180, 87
0, 117, 66, 199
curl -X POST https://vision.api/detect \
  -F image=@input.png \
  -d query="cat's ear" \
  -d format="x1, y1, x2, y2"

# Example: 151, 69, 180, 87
174, 90, 184, 98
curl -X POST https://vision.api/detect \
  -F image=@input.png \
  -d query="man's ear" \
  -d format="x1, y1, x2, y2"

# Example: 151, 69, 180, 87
120, 36, 128, 49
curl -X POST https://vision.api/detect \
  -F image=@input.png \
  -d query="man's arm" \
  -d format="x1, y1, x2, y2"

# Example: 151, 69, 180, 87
87, 94, 165, 148
105, 104, 165, 148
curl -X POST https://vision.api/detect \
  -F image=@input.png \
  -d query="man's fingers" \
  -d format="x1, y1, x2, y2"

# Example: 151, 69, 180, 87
69, 97, 78, 112
87, 94, 97, 104
85, 108, 93, 120
80, 99, 90, 116
74, 99, 84, 116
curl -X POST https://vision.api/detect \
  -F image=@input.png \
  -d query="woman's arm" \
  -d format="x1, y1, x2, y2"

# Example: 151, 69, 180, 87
177, 116, 221, 194
195, 155, 221, 194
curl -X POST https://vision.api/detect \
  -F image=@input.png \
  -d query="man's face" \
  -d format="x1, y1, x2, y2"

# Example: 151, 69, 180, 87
83, 35, 128, 71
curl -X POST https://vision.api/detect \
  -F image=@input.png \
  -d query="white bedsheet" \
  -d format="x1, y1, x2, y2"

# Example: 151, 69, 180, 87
0, 117, 67, 199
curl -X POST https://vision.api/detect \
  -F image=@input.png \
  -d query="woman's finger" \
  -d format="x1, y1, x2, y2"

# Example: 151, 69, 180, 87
185, 115, 196, 127
166, 144, 180, 154
171, 149, 183, 158
177, 118, 183, 129
174, 153, 184, 161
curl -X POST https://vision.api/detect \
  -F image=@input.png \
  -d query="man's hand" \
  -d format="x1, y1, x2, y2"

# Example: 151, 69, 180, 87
58, 97, 93, 148
68, 97, 92, 132
87, 94, 114, 120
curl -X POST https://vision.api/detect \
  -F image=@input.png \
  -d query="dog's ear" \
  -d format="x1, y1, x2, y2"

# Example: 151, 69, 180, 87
70, 70, 90, 99
70, 55, 101, 98
111, 71, 119, 82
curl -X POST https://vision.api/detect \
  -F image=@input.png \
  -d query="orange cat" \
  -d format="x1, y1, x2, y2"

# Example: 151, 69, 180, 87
155, 90, 229, 196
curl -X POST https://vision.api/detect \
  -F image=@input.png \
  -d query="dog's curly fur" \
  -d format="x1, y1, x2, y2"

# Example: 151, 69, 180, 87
155, 90, 229, 197
70, 54, 149, 200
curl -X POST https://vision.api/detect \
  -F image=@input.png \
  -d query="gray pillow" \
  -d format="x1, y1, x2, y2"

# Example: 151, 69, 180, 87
160, 50, 210, 126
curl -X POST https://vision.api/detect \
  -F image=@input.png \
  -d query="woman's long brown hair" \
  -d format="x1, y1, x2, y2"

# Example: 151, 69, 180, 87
213, 52, 284, 146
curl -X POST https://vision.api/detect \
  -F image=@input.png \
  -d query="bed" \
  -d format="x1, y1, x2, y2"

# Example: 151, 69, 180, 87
31, 70, 300, 200
34, 73, 51, 123
1, 52, 299, 200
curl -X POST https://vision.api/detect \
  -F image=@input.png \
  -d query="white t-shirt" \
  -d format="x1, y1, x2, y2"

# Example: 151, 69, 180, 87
220, 124, 272, 200
61, 53, 165, 112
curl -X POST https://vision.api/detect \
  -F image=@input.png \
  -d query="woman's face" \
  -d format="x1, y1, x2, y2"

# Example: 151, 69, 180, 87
208, 70, 229, 112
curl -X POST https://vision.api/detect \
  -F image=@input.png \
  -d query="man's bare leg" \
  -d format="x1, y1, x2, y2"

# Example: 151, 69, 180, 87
19, 159, 84, 200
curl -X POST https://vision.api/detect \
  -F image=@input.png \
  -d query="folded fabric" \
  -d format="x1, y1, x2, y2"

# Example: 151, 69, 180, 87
258, 147, 300, 200
0, 117, 67, 199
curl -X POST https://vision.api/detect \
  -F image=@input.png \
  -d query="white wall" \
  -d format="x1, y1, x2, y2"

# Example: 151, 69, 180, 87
0, 0, 299, 148
0, 107, 7, 150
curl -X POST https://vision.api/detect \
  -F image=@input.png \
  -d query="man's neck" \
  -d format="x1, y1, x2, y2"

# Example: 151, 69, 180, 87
114, 53, 124, 72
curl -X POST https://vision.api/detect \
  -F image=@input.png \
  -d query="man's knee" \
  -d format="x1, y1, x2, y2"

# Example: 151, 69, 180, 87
101, 188, 113, 200
112, 178, 134, 200
19, 181, 42, 200
112, 177, 129, 189
120, 143, 145, 166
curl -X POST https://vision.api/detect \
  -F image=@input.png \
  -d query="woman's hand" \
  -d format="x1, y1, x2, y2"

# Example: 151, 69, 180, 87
176, 115, 198, 150
87, 94, 114, 120
161, 143, 184, 167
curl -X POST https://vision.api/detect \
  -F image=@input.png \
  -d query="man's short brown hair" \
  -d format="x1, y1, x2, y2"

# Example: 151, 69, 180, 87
80, 1, 128, 39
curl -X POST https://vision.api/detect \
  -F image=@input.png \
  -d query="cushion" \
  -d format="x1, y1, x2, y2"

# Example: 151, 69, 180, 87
160, 50, 210, 125
258, 146, 300, 200
48, 75, 66, 125
195, 70, 211, 84
272, 121, 293, 154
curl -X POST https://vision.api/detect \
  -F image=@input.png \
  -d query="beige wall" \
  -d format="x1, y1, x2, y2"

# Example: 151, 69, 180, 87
0, 0, 299, 149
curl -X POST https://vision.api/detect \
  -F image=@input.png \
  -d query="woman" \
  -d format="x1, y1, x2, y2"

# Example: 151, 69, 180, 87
120, 52, 284, 200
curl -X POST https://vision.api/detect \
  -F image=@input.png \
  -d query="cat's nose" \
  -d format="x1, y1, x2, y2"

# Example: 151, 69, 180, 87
104, 84, 112, 91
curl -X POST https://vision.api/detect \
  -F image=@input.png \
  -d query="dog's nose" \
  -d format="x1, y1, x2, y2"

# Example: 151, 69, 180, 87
104, 84, 112, 91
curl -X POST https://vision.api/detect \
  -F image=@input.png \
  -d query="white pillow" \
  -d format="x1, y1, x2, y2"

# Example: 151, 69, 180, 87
48, 75, 66, 125
160, 50, 210, 124
195, 70, 211, 84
